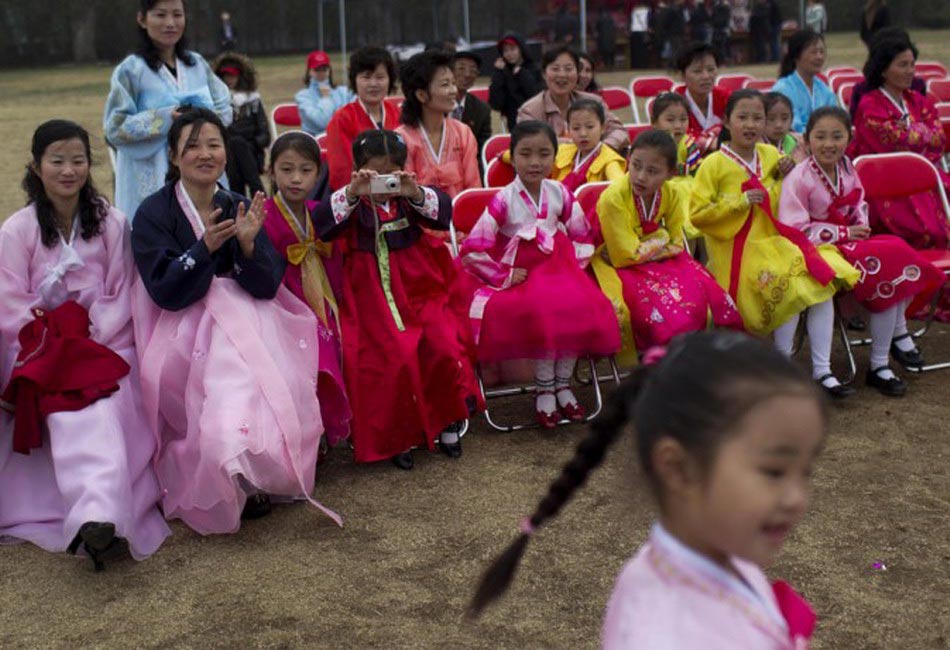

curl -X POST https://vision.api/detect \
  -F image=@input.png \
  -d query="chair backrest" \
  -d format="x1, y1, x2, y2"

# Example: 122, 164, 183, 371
601, 86, 634, 113
481, 134, 511, 181
575, 181, 612, 246
825, 66, 859, 81
838, 82, 856, 110
485, 156, 516, 188
917, 69, 948, 81
943, 118, 950, 144
937, 103, 950, 119
625, 123, 652, 144
644, 96, 657, 122
743, 78, 775, 91
315, 132, 329, 149
630, 75, 676, 123
830, 73, 864, 93
715, 74, 753, 93
385, 95, 405, 110
469, 86, 490, 103
452, 187, 499, 234
917, 61, 949, 78
853, 153, 946, 207
928, 79, 950, 103
271, 103, 302, 138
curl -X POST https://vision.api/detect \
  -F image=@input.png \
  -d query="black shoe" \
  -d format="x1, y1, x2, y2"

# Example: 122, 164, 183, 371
241, 494, 272, 520
391, 451, 414, 470
845, 315, 867, 331
67, 521, 127, 572
866, 367, 907, 397
815, 373, 855, 399
890, 334, 924, 370
438, 439, 463, 459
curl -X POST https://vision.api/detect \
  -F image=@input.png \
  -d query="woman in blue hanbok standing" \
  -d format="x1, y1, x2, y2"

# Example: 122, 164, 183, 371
104, 0, 232, 221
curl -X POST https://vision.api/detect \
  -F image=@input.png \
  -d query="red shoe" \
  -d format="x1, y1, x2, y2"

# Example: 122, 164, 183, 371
559, 401, 586, 422
536, 409, 560, 429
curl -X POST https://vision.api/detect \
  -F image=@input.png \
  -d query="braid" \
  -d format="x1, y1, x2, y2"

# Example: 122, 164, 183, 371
467, 369, 647, 617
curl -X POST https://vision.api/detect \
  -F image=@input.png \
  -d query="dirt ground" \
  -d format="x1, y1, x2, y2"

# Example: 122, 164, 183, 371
0, 31, 949, 650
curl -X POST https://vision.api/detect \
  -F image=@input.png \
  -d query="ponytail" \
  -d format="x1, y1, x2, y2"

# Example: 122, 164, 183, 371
468, 368, 646, 617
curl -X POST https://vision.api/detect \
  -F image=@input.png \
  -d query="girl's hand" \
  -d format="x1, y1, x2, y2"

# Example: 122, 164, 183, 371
848, 224, 871, 240
346, 169, 376, 199
745, 189, 767, 205
235, 192, 265, 257
319, 85, 331, 97
395, 171, 424, 202
203, 211, 236, 253
494, 57, 506, 70
510, 268, 528, 285
777, 156, 796, 177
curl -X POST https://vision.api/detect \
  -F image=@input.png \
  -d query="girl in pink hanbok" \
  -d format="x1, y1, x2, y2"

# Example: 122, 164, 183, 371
131, 108, 340, 535
470, 331, 825, 650
455, 120, 621, 428
0, 120, 171, 570
780, 107, 943, 397
262, 132, 351, 447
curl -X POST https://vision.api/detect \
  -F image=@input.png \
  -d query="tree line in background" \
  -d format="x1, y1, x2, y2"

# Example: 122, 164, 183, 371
0, 0, 948, 68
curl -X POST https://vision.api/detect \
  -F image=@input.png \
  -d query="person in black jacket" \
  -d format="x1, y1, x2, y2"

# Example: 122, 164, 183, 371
489, 33, 543, 132
212, 52, 269, 197
860, 0, 891, 46
711, 0, 732, 63
768, 0, 783, 63
749, 1, 770, 64
452, 51, 493, 175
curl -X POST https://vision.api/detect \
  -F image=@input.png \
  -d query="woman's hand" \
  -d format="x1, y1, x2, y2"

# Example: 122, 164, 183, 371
202, 209, 236, 254
235, 192, 265, 258
510, 268, 528, 285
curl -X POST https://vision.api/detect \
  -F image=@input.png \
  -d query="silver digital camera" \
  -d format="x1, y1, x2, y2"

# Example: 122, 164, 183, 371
369, 174, 400, 194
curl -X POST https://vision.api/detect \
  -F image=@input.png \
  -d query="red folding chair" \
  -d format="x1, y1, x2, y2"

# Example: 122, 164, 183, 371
468, 86, 489, 103
838, 82, 856, 110
854, 152, 950, 372
601, 86, 635, 117
385, 95, 405, 110
743, 78, 776, 91
917, 61, 949, 78
936, 103, 950, 120
484, 156, 516, 187
715, 73, 753, 94
826, 66, 859, 81
271, 103, 302, 136
630, 75, 675, 123
625, 123, 652, 144
450, 187, 498, 256
917, 69, 947, 82
928, 79, 950, 103
830, 74, 864, 94
481, 134, 511, 180
575, 181, 612, 247
644, 96, 657, 122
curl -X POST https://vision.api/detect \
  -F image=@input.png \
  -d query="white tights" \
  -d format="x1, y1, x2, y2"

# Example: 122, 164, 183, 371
535, 358, 578, 413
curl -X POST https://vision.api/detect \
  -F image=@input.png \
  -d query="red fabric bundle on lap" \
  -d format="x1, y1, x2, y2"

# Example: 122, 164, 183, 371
0, 300, 130, 454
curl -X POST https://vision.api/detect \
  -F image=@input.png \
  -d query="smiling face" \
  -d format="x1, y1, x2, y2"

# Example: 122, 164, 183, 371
501, 42, 523, 66
678, 393, 824, 568
512, 131, 556, 189
806, 114, 850, 172
796, 38, 826, 77
271, 147, 320, 205
309, 66, 332, 83
34, 137, 90, 205
137, 0, 185, 51
170, 121, 227, 187
544, 52, 579, 100
654, 103, 690, 142
577, 56, 594, 91
726, 97, 767, 150
683, 53, 718, 99
355, 63, 390, 107
567, 108, 605, 156
764, 101, 793, 144
628, 145, 673, 198
418, 66, 458, 115
453, 57, 479, 94
883, 49, 917, 93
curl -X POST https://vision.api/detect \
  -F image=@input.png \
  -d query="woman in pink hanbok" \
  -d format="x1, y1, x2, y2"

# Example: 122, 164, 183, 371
131, 108, 340, 535
0, 120, 170, 570
470, 331, 825, 650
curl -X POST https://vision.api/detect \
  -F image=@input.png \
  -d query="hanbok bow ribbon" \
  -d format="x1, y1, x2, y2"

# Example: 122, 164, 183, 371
771, 580, 817, 645
824, 189, 863, 227
37, 243, 85, 310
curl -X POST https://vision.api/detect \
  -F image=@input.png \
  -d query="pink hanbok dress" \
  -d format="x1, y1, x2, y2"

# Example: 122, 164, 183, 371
131, 181, 340, 535
455, 178, 621, 362
397, 118, 482, 199
262, 194, 351, 445
0, 205, 171, 559
602, 523, 816, 649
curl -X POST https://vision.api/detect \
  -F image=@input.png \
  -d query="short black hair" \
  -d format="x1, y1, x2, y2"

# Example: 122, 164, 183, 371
567, 98, 606, 124
351, 129, 408, 170
674, 41, 720, 73
453, 51, 482, 67
779, 29, 824, 78
763, 91, 793, 115
541, 45, 580, 71
399, 50, 454, 127
348, 46, 397, 94
511, 120, 558, 152
650, 92, 690, 123
862, 36, 919, 90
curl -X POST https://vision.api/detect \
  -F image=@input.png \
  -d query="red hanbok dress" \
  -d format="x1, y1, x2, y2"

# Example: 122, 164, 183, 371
325, 99, 401, 191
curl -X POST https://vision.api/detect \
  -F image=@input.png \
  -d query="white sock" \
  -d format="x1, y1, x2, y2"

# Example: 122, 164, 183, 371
892, 300, 916, 352
535, 360, 556, 413
441, 430, 459, 444
773, 314, 800, 358
869, 306, 899, 370
805, 299, 835, 380
554, 357, 578, 408
871, 366, 897, 380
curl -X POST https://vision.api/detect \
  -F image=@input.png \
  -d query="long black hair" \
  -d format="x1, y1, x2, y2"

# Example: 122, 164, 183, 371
779, 29, 823, 78
137, 0, 195, 71
468, 330, 824, 616
269, 131, 322, 194
348, 46, 397, 94
862, 35, 918, 90
399, 50, 455, 127
22, 120, 108, 248
717, 88, 765, 147
165, 107, 229, 183
578, 52, 600, 93
352, 129, 408, 170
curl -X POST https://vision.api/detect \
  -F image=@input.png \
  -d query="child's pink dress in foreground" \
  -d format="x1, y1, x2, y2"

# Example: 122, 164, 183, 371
603, 523, 816, 649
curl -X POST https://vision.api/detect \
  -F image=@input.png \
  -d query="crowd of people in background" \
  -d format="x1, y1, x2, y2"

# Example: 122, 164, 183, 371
1, 0, 948, 646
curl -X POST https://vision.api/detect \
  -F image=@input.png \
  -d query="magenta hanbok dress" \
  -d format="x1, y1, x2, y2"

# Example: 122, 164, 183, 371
456, 178, 621, 362
131, 181, 340, 535
262, 194, 350, 445
0, 204, 171, 559
602, 523, 817, 649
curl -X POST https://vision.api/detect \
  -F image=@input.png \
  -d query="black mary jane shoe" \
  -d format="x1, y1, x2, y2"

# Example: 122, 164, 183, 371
391, 451, 414, 471
890, 334, 924, 371
846, 315, 867, 331
67, 521, 128, 572
437, 422, 464, 459
815, 373, 855, 400
241, 494, 273, 520
866, 367, 907, 397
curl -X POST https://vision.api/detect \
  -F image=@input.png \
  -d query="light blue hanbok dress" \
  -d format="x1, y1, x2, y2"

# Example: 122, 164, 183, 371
104, 52, 233, 221
293, 82, 355, 136
771, 72, 838, 133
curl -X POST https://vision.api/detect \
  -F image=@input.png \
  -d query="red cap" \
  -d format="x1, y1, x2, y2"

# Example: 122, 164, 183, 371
219, 66, 241, 76
497, 37, 518, 49
307, 50, 331, 70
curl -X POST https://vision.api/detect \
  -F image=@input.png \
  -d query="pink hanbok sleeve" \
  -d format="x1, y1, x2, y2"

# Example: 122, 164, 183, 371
557, 183, 595, 267
85, 210, 136, 350
778, 165, 849, 245
459, 124, 483, 192
460, 194, 514, 288
0, 212, 45, 366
